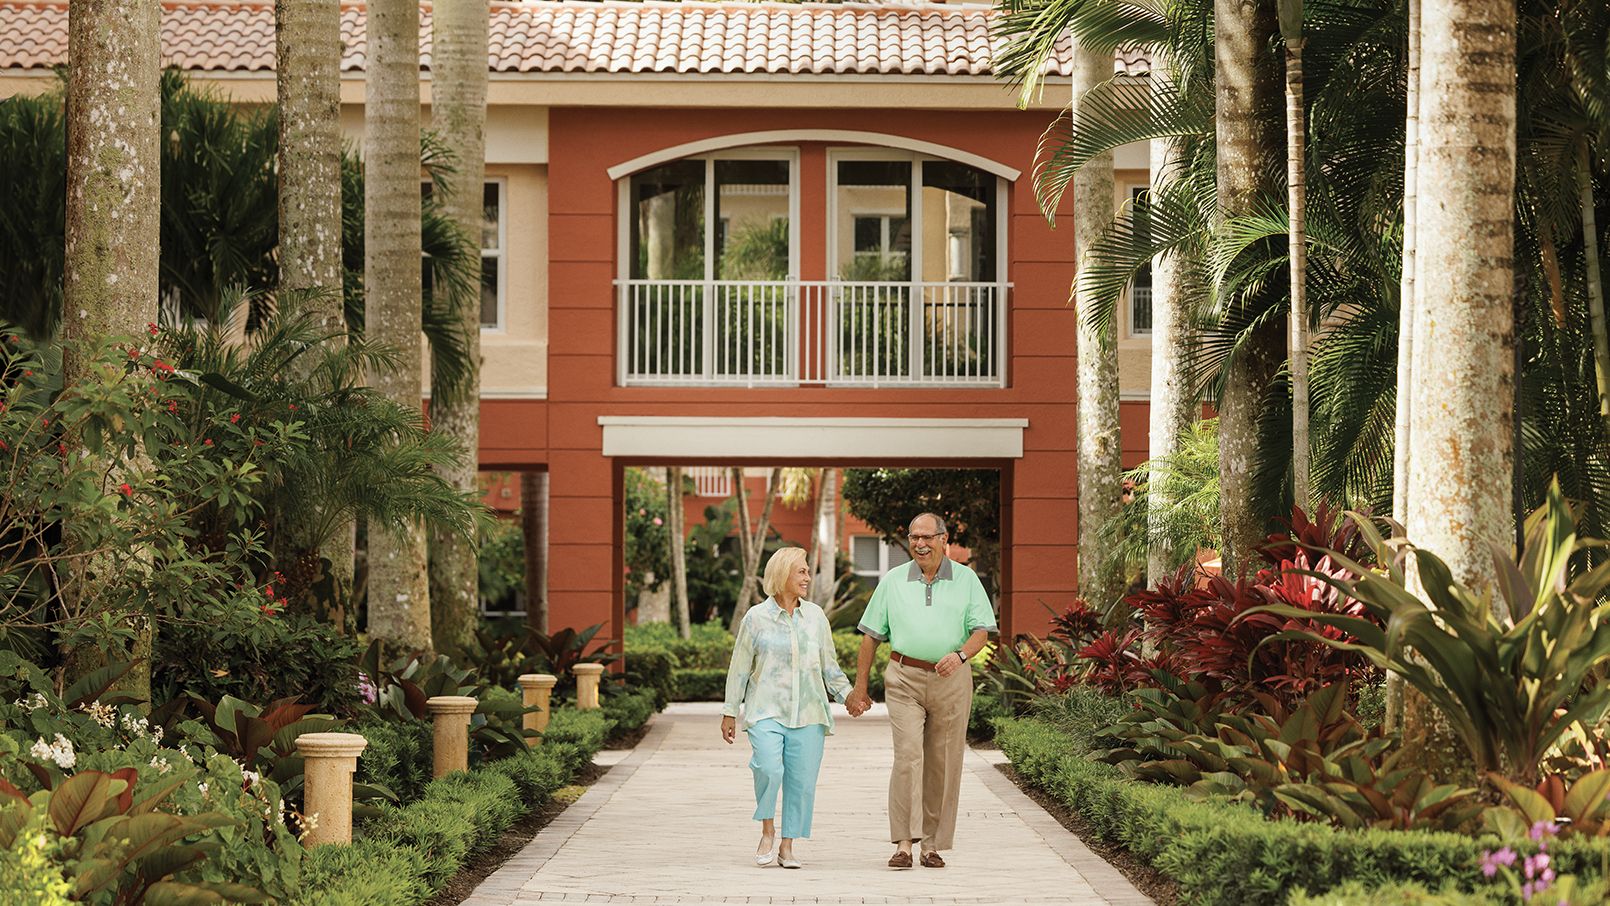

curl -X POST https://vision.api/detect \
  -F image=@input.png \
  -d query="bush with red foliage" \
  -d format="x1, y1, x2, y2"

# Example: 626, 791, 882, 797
1257, 500, 1376, 569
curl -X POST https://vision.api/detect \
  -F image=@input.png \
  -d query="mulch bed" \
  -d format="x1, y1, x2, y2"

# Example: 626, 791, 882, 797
994, 763, 1179, 906
430, 762, 609, 906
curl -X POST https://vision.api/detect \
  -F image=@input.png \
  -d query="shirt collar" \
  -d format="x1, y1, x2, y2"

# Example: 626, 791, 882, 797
906, 558, 954, 583
761, 597, 805, 620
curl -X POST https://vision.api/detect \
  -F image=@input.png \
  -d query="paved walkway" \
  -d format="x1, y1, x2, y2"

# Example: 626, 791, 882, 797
463, 702, 1149, 906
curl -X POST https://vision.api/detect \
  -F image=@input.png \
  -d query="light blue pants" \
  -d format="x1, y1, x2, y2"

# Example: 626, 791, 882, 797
746, 719, 826, 839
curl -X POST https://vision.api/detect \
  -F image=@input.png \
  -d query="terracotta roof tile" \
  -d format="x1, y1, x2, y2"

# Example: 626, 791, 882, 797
0, 0, 1148, 79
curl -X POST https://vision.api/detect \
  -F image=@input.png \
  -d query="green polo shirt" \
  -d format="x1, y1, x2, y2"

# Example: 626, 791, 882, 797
858, 558, 998, 663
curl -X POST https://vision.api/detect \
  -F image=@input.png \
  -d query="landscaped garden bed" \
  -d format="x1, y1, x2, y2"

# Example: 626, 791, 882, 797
984, 493, 1610, 906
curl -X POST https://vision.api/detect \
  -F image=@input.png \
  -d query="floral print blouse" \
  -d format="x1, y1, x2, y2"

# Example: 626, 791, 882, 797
722, 597, 853, 733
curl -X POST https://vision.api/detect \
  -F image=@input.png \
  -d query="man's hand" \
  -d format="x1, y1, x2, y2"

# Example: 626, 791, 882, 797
935, 652, 964, 677
721, 715, 737, 744
846, 688, 871, 717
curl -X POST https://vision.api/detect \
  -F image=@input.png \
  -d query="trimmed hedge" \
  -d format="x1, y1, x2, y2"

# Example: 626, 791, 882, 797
354, 720, 433, 804
625, 647, 675, 708
601, 687, 656, 738
294, 707, 617, 905
672, 668, 728, 701
994, 717, 1610, 906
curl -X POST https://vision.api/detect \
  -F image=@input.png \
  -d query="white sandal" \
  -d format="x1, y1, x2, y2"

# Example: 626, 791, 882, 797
755, 834, 776, 867
779, 855, 803, 869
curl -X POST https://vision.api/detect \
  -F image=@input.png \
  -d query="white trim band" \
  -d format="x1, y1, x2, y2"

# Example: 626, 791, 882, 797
597, 416, 1029, 459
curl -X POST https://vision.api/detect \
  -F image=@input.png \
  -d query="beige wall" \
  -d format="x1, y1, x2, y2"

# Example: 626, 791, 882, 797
1114, 166, 1151, 398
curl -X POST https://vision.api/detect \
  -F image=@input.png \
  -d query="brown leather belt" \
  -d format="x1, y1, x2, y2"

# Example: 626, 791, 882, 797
890, 651, 940, 671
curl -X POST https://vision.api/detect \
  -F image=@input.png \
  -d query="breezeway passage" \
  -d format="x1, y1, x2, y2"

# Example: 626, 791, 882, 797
462, 702, 1151, 906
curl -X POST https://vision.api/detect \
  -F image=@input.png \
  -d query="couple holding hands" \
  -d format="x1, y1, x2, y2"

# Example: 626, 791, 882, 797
720, 513, 997, 870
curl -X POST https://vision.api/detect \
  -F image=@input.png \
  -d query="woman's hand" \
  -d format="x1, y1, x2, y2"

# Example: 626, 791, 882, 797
721, 715, 737, 744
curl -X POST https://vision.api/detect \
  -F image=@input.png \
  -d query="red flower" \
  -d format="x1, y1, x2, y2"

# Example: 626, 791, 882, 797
229, 413, 241, 424
56, 442, 66, 456
40, 417, 48, 426
118, 483, 133, 497
146, 323, 159, 337
22, 370, 32, 377
287, 403, 298, 411
151, 361, 174, 378
128, 348, 141, 360
264, 585, 275, 599
259, 603, 277, 618
165, 400, 177, 413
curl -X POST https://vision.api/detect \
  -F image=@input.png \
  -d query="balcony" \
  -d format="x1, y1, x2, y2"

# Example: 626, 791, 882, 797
617, 279, 1007, 388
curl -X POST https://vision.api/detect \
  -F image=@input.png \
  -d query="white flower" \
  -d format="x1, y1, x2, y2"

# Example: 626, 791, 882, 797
80, 702, 117, 728
149, 755, 171, 775
150, 724, 163, 742
15, 693, 48, 713
30, 734, 76, 769
241, 768, 261, 788
196, 781, 209, 798
120, 712, 147, 736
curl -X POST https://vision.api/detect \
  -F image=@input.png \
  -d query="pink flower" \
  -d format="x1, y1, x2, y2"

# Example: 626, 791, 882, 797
1480, 847, 1517, 878
652, 517, 663, 526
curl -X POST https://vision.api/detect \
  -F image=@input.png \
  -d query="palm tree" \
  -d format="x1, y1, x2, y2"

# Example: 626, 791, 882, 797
521, 471, 549, 634
365, 0, 432, 654
1392, 0, 1422, 527
61, 0, 161, 699
1071, 43, 1126, 611
276, 0, 351, 606
665, 467, 691, 638
808, 468, 842, 606
728, 467, 783, 631
427, 0, 489, 657
1279, 0, 1312, 506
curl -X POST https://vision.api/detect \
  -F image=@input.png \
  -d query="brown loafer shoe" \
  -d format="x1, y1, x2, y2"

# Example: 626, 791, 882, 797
888, 850, 913, 869
920, 851, 945, 868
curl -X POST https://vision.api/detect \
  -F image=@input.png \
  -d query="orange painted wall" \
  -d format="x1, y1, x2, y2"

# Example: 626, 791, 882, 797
531, 107, 1086, 643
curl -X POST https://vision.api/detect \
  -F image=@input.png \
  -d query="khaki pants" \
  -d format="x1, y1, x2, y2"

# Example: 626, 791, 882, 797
884, 658, 972, 850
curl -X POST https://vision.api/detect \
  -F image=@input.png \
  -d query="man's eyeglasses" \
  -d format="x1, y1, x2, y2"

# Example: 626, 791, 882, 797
908, 533, 946, 544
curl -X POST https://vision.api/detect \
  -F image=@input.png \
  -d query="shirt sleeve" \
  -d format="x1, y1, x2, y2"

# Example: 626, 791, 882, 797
818, 612, 852, 703
965, 570, 999, 635
722, 613, 754, 719
858, 575, 891, 642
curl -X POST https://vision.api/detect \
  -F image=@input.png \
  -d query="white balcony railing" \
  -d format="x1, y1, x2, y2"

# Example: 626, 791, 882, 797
617, 280, 1007, 388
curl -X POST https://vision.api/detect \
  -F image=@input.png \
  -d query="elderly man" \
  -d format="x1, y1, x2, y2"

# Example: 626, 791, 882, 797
845, 512, 996, 869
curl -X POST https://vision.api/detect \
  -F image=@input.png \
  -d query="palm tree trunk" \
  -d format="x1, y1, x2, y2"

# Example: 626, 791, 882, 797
276, 0, 353, 619
1283, 28, 1312, 507
427, 0, 487, 658
665, 467, 691, 638
1072, 44, 1124, 610
811, 468, 841, 606
1403, 0, 1517, 774
729, 468, 781, 631
1214, 0, 1286, 577
1146, 58, 1194, 588
521, 470, 549, 635
1392, 0, 1422, 528
62, 0, 160, 702
364, 0, 432, 654
1578, 138, 1610, 435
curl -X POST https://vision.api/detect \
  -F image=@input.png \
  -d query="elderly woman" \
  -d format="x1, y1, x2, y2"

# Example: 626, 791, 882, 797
721, 546, 853, 869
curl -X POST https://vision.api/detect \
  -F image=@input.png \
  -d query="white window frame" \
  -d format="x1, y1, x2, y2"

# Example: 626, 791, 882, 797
482, 177, 508, 334
1124, 183, 1152, 340
825, 147, 1009, 286
422, 177, 508, 333
614, 146, 802, 283
850, 535, 911, 577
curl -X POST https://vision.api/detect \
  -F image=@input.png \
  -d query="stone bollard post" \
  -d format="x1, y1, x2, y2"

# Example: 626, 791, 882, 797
426, 695, 479, 778
295, 732, 368, 847
572, 663, 605, 710
517, 673, 558, 746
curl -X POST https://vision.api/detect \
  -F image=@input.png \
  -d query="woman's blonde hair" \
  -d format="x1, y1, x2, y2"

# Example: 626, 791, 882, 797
762, 546, 810, 598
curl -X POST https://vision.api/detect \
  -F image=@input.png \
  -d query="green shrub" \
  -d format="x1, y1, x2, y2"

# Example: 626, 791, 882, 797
364, 771, 521, 892
625, 646, 675, 707
488, 747, 569, 802
993, 717, 1610, 906
152, 612, 362, 715
672, 668, 728, 701
625, 621, 734, 670
969, 691, 1005, 740
1285, 881, 1502, 905
602, 687, 657, 738
543, 708, 612, 754
292, 836, 429, 906
354, 719, 433, 803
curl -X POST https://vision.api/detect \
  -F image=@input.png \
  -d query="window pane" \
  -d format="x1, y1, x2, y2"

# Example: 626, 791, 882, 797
630, 160, 705, 280
480, 257, 499, 327
921, 161, 996, 282
483, 183, 500, 250
836, 160, 910, 280
851, 537, 881, 573
715, 159, 789, 280
886, 543, 911, 567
